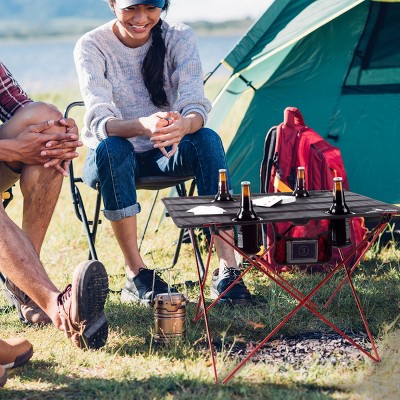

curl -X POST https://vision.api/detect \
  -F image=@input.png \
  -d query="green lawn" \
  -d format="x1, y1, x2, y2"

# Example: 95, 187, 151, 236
0, 90, 399, 399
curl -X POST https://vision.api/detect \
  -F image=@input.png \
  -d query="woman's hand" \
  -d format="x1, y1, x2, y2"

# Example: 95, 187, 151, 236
137, 112, 170, 157
150, 111, 190, 158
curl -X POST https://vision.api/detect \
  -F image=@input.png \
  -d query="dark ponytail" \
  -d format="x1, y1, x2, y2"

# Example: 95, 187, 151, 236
110, 0, 170, 108
142, 18, 168, 107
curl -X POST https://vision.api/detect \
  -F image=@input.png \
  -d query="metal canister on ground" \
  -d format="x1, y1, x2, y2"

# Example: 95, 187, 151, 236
154, 292, 186, 343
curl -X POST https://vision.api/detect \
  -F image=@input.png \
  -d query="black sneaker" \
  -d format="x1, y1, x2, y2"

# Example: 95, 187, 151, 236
121, 268, 178, 306
210, 267, 253, 305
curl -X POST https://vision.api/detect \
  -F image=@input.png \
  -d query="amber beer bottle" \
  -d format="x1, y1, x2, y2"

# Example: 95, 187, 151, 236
233, 181, 260, 255
329, 177, 351, 247
214, 169, 234, 202
293, 166, 310, 197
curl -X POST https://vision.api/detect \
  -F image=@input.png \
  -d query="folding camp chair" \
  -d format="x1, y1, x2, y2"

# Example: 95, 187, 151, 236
64, 101, 205, 276
1, 187, 13, 209
0, 187, 14, 287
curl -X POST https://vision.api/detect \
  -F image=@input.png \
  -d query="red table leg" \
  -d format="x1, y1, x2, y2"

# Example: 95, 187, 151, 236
189, 228, 219, 383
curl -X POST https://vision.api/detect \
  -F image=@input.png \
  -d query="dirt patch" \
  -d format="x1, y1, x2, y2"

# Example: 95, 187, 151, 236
225, 332, 372, 368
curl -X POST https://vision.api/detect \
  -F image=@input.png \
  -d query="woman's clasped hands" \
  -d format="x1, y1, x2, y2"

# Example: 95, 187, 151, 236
150, 111, 190, 158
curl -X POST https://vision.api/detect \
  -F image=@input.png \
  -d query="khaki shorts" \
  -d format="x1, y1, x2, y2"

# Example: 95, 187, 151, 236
0, 161, 20, 193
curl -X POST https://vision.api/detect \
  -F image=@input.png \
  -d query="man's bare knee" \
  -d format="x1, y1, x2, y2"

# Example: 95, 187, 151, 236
0, 102, 64, 140
19, 102, 62, 126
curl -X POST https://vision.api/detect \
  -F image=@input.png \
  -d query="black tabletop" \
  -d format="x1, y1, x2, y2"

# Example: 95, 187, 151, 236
162, 191, 400, 229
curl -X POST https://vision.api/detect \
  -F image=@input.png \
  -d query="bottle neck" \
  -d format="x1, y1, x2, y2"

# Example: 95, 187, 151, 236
218, 171, 229, 193
297, 169, 306, 190
334, 181, 344, 204
215, 170, 233, 201
235, 182, 258, 221
241, 184, 252, 211
293, 168, 309, 197
331, 180, 349, 213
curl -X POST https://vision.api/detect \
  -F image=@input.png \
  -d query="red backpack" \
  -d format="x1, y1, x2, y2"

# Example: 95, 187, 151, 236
260, 107, 367, 271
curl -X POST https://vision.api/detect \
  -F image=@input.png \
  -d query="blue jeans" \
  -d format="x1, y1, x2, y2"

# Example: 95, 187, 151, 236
83, 128, 230, 221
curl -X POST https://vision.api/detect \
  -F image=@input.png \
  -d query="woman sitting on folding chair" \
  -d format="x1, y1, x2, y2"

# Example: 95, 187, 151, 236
73, 0, 253, 306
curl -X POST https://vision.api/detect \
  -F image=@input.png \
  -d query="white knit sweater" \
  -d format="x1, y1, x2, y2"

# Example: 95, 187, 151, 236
74, 19, 211, 151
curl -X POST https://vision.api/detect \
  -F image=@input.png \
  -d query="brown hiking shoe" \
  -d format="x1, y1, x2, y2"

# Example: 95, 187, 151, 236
1, 278, 51, 325
0, 337, 33, 369
57, 260, 109, 350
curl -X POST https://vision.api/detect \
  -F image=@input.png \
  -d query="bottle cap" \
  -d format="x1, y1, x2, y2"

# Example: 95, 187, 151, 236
241, 181, 251, 185
219, 169, 227, 173
297, 166, 305, 171
333, 177, 343, 182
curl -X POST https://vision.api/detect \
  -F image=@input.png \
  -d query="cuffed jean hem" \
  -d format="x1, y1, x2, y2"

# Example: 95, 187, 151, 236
103, 203, 141, 221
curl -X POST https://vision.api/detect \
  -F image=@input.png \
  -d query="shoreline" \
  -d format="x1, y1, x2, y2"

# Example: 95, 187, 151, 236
0, 17, 254, 42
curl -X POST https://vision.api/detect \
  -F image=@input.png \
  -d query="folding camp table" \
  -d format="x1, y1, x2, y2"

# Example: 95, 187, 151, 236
162, 190, 400, 384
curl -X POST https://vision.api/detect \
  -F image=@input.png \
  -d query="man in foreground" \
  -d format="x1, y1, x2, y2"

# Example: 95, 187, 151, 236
0, 60, 109, 349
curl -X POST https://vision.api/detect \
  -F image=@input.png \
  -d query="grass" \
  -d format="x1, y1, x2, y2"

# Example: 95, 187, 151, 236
1, 90, 400, 399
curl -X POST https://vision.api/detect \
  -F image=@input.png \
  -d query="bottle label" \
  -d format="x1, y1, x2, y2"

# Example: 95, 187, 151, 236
237, 228, 244, 248
345, 218, 351, 241
236, 224, 260, 254
331, 218, 351, 247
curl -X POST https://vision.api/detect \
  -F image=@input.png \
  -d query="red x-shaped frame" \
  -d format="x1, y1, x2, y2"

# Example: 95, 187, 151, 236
189, 215, 391, 384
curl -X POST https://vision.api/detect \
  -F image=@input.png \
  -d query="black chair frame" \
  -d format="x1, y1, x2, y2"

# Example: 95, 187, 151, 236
0, 187, 14, 287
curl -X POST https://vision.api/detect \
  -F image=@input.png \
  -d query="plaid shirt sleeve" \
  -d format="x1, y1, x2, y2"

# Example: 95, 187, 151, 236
0, 61, 32, 123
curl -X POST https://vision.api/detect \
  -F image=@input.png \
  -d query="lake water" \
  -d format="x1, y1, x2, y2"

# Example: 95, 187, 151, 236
0, 34, 240, 94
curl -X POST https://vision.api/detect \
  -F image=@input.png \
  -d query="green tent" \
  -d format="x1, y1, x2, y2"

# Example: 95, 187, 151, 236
206, 0, 400, 204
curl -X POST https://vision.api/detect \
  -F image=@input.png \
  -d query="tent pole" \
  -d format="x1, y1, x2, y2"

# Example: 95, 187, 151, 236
203, 62, 222, 84
238, 75, 257, 91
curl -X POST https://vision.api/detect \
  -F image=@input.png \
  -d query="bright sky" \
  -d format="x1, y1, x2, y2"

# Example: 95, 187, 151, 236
165, 0, 273, 22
